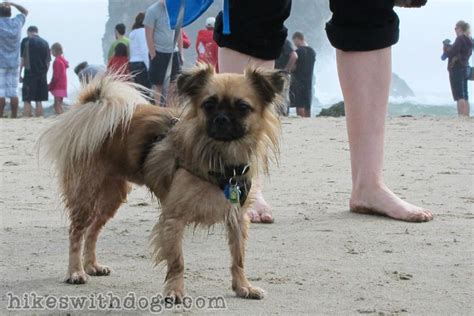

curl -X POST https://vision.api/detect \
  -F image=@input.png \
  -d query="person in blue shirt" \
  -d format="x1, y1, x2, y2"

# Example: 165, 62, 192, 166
0, 2, 28, 118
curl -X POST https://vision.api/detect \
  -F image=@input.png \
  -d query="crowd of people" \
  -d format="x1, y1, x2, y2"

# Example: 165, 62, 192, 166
0, 2, 69, 118
0, 0, 318, 118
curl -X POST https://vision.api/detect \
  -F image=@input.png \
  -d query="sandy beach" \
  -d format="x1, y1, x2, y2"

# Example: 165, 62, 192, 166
0, 116, 472, 315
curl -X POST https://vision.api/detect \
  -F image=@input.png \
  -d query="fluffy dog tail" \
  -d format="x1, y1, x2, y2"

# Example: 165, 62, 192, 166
39, 75, 148, 175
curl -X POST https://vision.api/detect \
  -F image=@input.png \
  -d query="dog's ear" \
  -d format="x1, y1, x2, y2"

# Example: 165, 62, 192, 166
177, 63, 214, 99
245, 68, 289, 105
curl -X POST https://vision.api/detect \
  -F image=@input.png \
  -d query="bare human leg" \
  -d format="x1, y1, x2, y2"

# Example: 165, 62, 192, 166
10, 97, 19, 118
23, 101, 33, 117
53, 97, 64, 115
337, 48, 433, 222
0, 98, 5, 118
457, 99, 470, 117
35, 101, 43, 117
296, 107, 306, 117
219, 47, 275, 224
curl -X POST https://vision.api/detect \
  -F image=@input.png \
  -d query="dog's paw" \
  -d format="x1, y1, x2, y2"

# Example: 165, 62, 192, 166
84, 263, 111, 276
164, 290, 185, 305
65, 271, 89, 284
234, 285, 265, 300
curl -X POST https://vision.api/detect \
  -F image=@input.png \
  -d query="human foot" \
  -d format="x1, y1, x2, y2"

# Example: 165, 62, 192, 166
248, 196, 274, 224
350, 184, 433, 222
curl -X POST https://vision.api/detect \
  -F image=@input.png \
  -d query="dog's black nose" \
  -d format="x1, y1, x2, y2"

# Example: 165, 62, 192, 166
213, 114, 230, 126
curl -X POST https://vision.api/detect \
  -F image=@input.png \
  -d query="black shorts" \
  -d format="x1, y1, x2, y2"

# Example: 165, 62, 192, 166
214, 0, 291, 60
325, 0, 400, 51
290, 79, 312, 109
22, 72, 48, 102
148, 52, 181, 86
449, 67, 469, 101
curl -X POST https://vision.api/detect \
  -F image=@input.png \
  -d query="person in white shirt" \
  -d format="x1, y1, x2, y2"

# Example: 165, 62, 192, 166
129, 12, 151, 89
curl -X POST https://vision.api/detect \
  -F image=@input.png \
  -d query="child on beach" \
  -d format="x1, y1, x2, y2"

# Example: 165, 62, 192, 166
108, 42, 130, 77
48, 43, 68, 115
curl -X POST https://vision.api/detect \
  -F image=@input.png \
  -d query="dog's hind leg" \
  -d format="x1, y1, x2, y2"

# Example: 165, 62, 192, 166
150, 214, 186, 303
227, 212, 265, 299
83, 178, 130, 277
64, 194, 98, 284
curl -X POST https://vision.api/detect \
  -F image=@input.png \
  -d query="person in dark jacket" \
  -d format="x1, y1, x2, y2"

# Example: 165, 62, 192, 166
443, 20, 472, 117
20, 25, 50, 117
290, 32, 316, 117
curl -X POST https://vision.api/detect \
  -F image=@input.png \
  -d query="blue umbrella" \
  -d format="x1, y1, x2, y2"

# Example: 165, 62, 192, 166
166, 0, 230, 34
166, 0, 214, 28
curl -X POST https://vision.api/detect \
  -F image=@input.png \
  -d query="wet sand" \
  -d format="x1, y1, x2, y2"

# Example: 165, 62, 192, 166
0, 117, 472, 315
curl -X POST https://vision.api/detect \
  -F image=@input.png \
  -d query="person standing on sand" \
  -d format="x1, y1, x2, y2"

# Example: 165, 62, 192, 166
326, 0, 433, 222
144, 0, 183, 105
20, 25, 50, 118
290, 31, 316, 118
107, 23, 129, 63
48, 43, 68, 115
214, 0, 292, 223
195, 17, 219, 71
215, 0, 433, 223
442, 21, 472, 117
129, 12, 151, 89
0, 1, 28, 119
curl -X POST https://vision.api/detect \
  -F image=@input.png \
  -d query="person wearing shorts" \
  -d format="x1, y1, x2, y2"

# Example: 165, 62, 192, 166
325, 0, 433, 222
0, 2, 28, 118
290, 31, 316, 117
20, 25, 50, 117
144, 0, 183, 105
443, 20, 472, 117
214, 0, 292, 224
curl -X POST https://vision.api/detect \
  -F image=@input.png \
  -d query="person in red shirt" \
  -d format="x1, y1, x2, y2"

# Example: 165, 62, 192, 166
195, 17, 218, 71
108, 42, 130, 77
182, 30, 191, 50
48, 42, 68, 115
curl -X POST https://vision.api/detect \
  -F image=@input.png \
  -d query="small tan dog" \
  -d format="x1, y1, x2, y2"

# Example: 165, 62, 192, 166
40, 64, 287, 302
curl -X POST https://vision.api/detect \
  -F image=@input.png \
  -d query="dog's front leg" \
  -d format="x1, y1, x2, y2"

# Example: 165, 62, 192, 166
150, 215, 186, 303
227, 211, 265, 299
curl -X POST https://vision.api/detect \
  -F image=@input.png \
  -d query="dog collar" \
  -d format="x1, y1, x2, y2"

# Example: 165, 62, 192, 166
176, 161, 252, 207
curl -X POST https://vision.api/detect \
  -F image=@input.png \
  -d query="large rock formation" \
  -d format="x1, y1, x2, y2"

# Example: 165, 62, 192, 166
391, 73, 415, 98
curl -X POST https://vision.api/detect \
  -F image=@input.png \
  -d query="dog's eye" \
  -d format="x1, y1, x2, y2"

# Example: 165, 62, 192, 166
236, 101, 252, 114
202, 100, 216, 112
